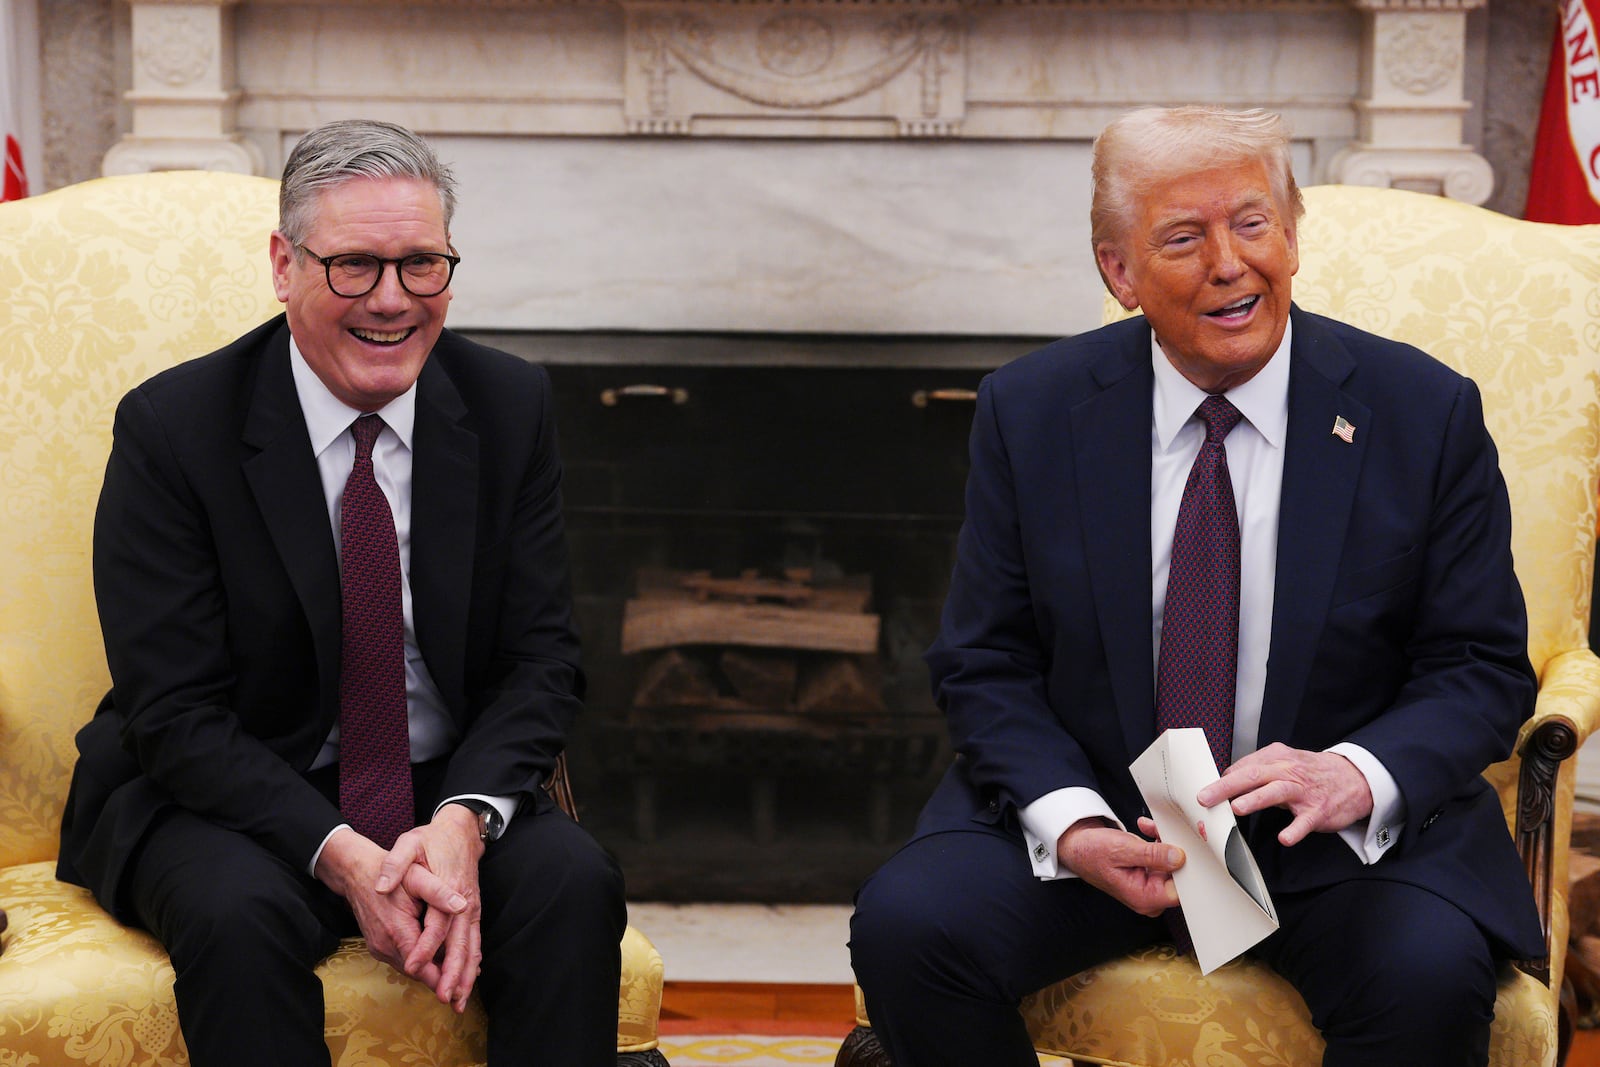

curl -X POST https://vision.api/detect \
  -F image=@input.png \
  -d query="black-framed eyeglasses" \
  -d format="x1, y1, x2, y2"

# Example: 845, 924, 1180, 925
296, 244, 461, 298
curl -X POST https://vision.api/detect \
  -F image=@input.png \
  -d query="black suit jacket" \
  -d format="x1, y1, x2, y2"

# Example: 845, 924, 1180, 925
58, 316, 584, 920
918, 306, 1545, 958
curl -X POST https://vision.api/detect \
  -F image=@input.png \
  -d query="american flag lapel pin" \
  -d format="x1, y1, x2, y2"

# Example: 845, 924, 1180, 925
1332, 415, 1356, 444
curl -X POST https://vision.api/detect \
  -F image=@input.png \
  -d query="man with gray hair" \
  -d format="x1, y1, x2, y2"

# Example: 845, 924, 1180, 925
850, 105, 1544, 1065
58, 119, 625, 1065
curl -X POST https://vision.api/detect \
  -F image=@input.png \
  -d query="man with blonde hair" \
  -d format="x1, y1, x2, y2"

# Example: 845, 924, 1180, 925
850, 106, 1543, 1066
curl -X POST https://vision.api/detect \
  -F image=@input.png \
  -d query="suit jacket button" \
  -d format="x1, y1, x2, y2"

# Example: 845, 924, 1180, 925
988, 799, 999, 813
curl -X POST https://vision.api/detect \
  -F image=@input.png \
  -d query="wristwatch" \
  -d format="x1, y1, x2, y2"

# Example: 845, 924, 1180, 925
448, 799, 504, 843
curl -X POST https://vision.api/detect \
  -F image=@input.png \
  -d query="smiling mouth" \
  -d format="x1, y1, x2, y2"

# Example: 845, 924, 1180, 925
1206, 296, 1259, 321
350, 327, 416, 346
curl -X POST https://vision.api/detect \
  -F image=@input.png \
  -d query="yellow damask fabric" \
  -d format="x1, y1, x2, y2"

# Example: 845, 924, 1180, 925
1291, 185, 1600, 679
0, 171, 281, 872
0, 170, 666, 1064
851, 185, 1600, 1067
1017, 943, 1556, 1067
0, 861, 666, 1066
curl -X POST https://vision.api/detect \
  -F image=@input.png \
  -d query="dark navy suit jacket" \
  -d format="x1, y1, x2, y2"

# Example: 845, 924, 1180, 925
918, 305, 1544, 958
58, 316, 583, 921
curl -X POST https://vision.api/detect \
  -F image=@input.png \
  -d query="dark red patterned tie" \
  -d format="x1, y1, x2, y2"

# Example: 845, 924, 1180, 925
338, 413, 413, 849
1156, 394, 1244, 775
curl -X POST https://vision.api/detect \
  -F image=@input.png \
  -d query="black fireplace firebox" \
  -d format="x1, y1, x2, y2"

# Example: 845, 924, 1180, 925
473, 331, 1044, 902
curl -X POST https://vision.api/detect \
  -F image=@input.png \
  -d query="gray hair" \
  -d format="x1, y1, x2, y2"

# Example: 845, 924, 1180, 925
1089, 106, 1304, 253
278, 119, 458, 247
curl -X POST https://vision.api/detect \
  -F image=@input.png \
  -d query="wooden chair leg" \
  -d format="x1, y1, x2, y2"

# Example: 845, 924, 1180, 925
835, 1024, 893, 1066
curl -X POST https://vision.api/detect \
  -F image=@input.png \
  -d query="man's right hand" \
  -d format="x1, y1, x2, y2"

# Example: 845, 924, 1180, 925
1056, 817, 1184, 917
313, 827, 468, 992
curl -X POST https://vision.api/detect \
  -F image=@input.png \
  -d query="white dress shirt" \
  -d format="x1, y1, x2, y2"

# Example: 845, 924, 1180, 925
1018, 321, 1403, 879
290, 340, 515, 872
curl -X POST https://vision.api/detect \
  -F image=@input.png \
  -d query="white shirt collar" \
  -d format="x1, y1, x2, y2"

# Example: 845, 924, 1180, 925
288, 335, 418, 456
1151, 316, 1292, 452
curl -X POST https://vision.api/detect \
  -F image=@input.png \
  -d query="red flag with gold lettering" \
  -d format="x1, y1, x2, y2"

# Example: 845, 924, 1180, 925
1526, 0, 1600, 223
0, 0, 29, 202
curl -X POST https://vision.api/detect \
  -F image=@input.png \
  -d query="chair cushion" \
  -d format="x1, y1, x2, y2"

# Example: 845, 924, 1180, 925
853, 941, 1556, 1067
0, 860, 665, 1065
1016, 942, 1556, 1067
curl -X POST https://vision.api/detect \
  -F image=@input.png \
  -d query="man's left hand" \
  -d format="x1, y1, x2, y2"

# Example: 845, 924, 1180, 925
377, 807, 486, 1013
1197, 742, 1373, 847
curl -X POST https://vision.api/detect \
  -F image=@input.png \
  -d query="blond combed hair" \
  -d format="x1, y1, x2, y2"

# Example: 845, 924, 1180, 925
1089, 106, 1304, 255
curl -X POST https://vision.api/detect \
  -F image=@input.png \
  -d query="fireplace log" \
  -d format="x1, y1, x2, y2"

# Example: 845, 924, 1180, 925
621, 599, 879, 655
682, 570, 814, 605
635, 566, 873, 614
720, 649, 799, 707
795, 657, 886, 714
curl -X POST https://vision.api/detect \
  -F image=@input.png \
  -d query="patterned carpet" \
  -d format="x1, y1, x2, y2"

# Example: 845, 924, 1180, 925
658, 1033, 845, 1065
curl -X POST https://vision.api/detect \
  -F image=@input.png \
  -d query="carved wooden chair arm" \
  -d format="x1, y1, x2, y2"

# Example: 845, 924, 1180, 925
1513, 647, 1600, 984
545, 752, 579, 821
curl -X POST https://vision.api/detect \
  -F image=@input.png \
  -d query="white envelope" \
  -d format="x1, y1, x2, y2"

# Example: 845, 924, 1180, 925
1129, 728, 1279, 974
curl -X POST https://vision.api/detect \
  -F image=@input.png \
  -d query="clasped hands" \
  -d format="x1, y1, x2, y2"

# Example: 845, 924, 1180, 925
1058, 742, 1374, 917
313, 804, 485, 1012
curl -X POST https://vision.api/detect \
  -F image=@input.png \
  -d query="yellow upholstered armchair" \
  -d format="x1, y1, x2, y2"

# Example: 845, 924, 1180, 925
837, 184, 1600, 1067
0, 171, 670, 1066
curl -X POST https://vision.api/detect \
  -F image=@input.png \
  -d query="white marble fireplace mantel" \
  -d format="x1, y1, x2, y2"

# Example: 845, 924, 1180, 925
105, 0, 1488, 337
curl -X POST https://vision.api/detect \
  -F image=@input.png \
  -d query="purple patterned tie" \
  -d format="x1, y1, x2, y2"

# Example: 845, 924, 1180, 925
1156, 394, 1244, 775
338, 414, 413, 850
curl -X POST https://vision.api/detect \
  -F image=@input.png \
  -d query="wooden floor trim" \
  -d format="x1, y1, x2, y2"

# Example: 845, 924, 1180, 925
660, 980, 856, 1030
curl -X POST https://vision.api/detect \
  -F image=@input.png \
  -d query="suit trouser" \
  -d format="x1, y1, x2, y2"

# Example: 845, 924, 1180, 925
124, 761, 627, 1067
850, 828, 1498, 1067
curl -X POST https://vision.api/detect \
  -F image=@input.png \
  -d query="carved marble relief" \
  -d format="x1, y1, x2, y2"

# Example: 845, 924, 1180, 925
134, 7, 217, 89
104, 2, 261, 177
1381, 14, 1460, 96
1326, 3, 1490, 201
624, 3, 965, 137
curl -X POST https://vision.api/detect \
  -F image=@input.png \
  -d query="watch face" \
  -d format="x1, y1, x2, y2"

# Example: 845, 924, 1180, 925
479, 805, 503, 842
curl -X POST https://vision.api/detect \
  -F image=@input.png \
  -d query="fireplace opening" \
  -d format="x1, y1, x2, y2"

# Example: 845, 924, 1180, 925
477, 332, 1044, 902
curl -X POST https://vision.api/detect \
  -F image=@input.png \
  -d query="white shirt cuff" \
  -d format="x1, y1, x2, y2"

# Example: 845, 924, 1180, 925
308, 823, 351, 877
1017, 787, 1124, 880
1328, 742, 1403, 863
